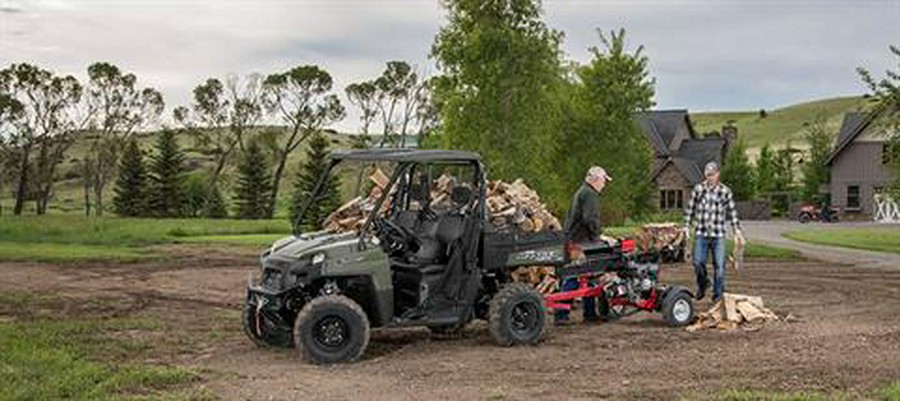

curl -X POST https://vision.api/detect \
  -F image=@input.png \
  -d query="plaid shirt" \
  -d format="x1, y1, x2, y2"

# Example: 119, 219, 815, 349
684, 182, 741, 238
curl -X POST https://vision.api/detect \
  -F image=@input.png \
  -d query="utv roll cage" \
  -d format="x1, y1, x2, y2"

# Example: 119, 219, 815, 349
291, 149, 487, 237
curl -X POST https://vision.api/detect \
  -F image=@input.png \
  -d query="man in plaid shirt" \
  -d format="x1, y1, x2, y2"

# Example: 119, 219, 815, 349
683, 161, 745, 302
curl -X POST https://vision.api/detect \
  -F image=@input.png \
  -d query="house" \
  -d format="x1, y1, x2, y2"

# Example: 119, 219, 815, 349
636, 110, 735, 211
826, 111, 896, 216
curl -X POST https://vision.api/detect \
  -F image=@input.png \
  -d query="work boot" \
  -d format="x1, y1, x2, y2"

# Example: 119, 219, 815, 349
696, 282, 708, 301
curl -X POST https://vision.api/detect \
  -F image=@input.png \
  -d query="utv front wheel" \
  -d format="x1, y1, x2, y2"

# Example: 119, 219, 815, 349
242, 304, 293, 348
489, 283, 547, 346
294, 295, 370, 364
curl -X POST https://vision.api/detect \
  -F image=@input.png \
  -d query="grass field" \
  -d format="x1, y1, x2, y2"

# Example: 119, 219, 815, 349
0, 215, 292, 261
783, 226, 900, 254
0, 215, 804, 262
0, 321, 203, 401
692, 96, 872, 152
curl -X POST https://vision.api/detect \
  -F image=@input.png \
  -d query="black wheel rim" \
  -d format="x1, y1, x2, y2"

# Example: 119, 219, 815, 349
510, 301, 540, 335
313, 316, 349, 350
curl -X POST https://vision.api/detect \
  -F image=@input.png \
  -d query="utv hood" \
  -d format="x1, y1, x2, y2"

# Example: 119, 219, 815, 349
266, 231, 360, 259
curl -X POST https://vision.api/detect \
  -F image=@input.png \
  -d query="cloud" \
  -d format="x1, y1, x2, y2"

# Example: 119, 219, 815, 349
1, 0, 898, 132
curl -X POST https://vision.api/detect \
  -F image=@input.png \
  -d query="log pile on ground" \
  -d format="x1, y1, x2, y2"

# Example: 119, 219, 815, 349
630, 223, 686, 261
686, 293, 779, 332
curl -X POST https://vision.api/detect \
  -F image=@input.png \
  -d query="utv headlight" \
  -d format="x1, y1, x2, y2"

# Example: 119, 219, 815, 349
312, 253, 326, 265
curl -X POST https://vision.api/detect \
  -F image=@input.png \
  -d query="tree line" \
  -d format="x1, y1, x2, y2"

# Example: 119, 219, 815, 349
4, 0, 895, 223
0, 59, 434, 222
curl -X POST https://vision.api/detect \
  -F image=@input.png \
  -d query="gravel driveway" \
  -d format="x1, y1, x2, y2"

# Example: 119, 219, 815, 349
742, 220, 900, 268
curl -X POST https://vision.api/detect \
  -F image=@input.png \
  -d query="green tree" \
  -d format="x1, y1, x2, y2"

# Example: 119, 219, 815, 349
800, 119, 833, 202
858, 45, 900, 195
755, 143, 776, 195
147, 129, 187, 217
431, 0, 564, 204
0, 63, 83, 215
183, 172, 207, 218
112, 139, 148, 217
174, 74, 261, 216
84, 62, 164, 216
234, 140, 272, 219
721, 139, 756, 201
559, 29, 656, 222
204, 183, 228, 218
262, 65, 345, 218
290, 132, 341, 231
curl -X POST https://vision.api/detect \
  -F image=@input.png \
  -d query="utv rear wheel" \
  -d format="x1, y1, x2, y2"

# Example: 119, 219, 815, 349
661, 288, 695, 327
294, 295, 370, 364
242, 304, 293, 348
489, 283, 547, 346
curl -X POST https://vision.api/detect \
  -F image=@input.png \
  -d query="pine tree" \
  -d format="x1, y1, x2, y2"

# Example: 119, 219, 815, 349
290, 132, 341, 230
755, 143, 776, 195
234, 140, 272, 219
721, 139, 756, 201
112, 139, 147, 217
204, 183, 228, 218
147, 129, 187, 217
801, 119, 833, 202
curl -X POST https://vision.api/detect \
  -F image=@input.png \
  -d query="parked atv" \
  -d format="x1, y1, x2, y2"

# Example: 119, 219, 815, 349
798, 204, 839, 223
243, 149, 691, 364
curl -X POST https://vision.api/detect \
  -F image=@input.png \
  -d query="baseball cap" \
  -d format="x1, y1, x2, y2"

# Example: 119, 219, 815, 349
704, 162, 719, 176
586, 166, 612, 182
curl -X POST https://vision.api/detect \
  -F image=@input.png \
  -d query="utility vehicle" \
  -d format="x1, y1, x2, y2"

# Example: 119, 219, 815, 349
243, 149, 693, 364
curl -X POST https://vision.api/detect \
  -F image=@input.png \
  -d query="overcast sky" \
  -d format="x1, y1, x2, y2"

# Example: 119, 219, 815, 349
2, 0, 899, 132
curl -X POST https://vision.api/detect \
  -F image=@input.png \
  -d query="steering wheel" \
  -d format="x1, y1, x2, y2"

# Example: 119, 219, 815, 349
374, 217, 415, 254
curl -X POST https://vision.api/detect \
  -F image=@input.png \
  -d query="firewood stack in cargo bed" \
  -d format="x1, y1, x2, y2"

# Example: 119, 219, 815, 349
323, 170, 562, 235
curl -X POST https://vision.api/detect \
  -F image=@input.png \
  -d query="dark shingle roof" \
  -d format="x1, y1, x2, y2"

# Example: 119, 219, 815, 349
826, 111, 876, 165
635, 110, 694, 155
640, 110, 724, 186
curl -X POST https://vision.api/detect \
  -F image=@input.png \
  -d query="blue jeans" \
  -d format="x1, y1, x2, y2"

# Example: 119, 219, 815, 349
554, 278, 597, 321
693, 236, 726, 300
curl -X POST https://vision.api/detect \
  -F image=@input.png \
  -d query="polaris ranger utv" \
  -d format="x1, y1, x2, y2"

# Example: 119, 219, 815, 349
243, 149, 692, 364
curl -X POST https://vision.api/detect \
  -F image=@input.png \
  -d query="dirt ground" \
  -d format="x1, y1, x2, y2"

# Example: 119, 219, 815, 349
2, 246, 900, 400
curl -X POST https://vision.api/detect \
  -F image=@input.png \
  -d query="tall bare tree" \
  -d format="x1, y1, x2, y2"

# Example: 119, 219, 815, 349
262, 65, 344, 217
84, 62, 164, 216
174, 74, 262, 213
0, 63, 83, 215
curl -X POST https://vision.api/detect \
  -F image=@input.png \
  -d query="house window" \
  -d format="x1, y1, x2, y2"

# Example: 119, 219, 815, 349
659, 189, 683, 210
847, 185, 860, 210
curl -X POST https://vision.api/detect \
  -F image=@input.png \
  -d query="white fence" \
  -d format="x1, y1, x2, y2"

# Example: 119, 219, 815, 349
874, 193, 900, 223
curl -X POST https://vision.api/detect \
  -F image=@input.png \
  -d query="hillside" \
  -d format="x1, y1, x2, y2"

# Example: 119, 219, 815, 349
2, 128, 357, 216
691, 96, 876, 151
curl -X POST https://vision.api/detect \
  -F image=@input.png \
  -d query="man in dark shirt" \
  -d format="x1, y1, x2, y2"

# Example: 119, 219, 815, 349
557, 166, 611, 324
